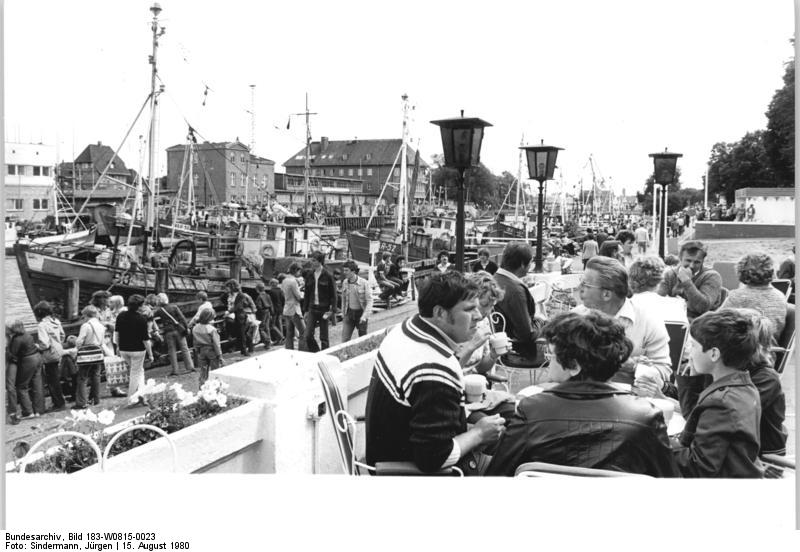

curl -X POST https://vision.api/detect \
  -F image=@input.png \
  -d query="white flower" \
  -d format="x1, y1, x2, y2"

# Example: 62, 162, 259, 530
83, 410, 98, 423
97, 410, 115, 426
216, 394, 227, 408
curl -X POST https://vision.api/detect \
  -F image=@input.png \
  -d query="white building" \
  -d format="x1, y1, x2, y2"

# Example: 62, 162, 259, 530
734, 187, 795, 224
4, 142, 56, 222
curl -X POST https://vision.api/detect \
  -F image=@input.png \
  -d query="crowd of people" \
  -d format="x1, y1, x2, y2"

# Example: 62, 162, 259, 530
364, 237, 791, 477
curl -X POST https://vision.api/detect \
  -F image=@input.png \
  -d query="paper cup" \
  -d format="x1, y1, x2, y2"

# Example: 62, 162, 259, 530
489, 332, 510, 356
464, 374, 488, 404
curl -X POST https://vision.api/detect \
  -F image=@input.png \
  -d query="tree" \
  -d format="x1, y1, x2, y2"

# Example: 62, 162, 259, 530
636, 167, 684, 215
707, 131, 776, 203
764, 55, 794, 187
429, 160, 515, 210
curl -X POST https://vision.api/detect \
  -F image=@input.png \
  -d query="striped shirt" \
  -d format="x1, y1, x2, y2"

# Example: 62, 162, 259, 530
365, 314, 467, 473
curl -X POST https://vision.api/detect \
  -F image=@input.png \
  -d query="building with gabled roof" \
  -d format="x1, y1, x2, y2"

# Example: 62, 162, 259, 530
57, 141, 137, 209
165, 139, 275, 208
282, 137, 430, 204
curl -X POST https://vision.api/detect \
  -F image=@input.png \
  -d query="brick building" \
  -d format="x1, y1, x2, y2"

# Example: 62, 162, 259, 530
4, 142, 57, 221
282, 137, 430, 205
165, 140, 275, 207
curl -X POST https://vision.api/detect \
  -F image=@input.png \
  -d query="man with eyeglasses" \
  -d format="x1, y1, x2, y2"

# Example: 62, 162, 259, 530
573, 256, 671, 385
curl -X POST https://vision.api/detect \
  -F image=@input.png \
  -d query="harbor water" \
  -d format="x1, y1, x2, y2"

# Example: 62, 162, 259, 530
4, 258, 35, 325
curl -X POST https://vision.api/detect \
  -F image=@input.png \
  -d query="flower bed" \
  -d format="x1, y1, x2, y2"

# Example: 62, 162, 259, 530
325, 327, 388, 363
19, 379, 247, 474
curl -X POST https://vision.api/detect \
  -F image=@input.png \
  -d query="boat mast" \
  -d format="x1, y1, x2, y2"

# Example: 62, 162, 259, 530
397, 94, 409, 238
304, 93, 311, 220
515, 134, 523, 224
143, 3, 165, 263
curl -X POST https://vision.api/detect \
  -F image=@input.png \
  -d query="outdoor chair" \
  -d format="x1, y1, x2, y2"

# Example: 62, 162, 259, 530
711, 261, 740, 291
315, 358, 463, 476
772, 303, 795, 376
664, 320, 689, 375
514, 462, 652, 478
771, 278, 792, 299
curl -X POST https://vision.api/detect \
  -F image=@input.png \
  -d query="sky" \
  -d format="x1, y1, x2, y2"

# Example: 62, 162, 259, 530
3, 0, 795, 199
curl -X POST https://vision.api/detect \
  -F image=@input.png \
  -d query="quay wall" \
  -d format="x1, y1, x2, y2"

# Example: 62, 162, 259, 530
694, 221, 795, 240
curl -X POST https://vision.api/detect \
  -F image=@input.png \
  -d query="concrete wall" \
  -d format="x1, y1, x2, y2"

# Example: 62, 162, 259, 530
694, 221, 795, 240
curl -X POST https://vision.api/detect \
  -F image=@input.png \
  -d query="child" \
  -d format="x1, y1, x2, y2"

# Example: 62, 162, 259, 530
738, 309, 788, 456
191, 308, 223, 386
672, 309, 764, 477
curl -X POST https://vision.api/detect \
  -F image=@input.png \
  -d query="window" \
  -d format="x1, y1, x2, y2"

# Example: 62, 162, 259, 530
240, 173, 245, 187
338, 168, 344, 176
367, 168, 373, 176
43, 166, 51, 176
365, 153, 372, 160
240, 154, 245, 163
230, 171, 236, 184
6, 165, 16, 175
393, 168, 400, 178
348, 168, 354, 176
262, 175, 267, 187
7, 199, 23, 210
33, 199, 49, 210
357, 168, 363, 177
342, 154, 349, 161
33, 166, 41, 176
230, 153, 235, 161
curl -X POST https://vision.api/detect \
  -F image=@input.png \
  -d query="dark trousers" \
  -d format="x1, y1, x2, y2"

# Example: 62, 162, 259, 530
44, 360, 66, 409
304, 307, 330, 352
256, 311, 272, 347
388, 277, 408, 295
6, 362, 17, 416
75, 361, 102, 408
283, 313, 306, 351
16, 354, 45, 415
341, 309, 368, 342
227, 315, 253, 354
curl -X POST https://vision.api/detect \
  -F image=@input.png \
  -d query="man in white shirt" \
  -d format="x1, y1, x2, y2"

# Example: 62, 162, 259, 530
634, 225, 649, 255
572, 256, 671, 385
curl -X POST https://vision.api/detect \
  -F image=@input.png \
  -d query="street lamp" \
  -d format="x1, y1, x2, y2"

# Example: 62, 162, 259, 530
431, 111, 492, 271
520, 140, 563, 272
648, 148, 682, 258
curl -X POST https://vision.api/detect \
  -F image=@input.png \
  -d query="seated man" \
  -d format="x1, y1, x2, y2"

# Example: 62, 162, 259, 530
471, 247, 498, 275
493, 242, 547, 365
386, 255, 409, 296
658, 240, 723, 321
672, 309, 764, 478
375, 252, 400, 300
486, 311, 678, 477
365, 271, 506, 474
573, 256, 671, 384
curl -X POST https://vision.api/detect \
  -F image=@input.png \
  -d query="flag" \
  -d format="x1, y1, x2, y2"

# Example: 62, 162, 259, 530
286, 117, 291, 130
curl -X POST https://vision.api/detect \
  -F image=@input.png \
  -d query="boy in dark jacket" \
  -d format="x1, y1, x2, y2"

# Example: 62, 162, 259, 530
254, 282, 274, 349
672, 309, 764, 478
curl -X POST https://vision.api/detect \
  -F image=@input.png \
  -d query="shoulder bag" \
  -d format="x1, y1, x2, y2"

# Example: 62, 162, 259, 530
76, 322, 107, 365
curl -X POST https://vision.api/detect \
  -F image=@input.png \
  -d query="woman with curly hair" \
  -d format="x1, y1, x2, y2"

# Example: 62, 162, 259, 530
628, 256, 688, 325
721, 253, 787, 339
458, 271, 505, 375
486, 310, 678, 477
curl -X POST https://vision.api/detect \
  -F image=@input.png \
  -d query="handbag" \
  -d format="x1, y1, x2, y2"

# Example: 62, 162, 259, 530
160, 306, 188, 337
76, 322, 107, 365
104, 355, 131, 386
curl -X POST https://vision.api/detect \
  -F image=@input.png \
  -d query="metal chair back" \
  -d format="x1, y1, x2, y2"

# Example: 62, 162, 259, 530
514, 461, 652, 478
664, 320, 689, 374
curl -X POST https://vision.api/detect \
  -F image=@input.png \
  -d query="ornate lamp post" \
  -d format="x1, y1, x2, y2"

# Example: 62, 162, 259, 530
648, 148, 682, 258
520, 140, 563, 272
431, 112, 492, 271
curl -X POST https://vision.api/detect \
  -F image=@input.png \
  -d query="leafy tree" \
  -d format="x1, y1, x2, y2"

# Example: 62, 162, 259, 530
707, 131, 776, 203
636, 167, 684, 215
764, 55, 794, 187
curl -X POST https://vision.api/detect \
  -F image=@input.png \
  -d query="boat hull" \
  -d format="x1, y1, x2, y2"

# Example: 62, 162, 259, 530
14, 244, 227, 321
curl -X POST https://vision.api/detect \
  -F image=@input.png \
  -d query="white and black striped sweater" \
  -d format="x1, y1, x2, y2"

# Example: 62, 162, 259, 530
365, 314, 467, 472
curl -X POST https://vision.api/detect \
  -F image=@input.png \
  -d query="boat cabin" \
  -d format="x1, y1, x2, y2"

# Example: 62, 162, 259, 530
237, 219, 340, 259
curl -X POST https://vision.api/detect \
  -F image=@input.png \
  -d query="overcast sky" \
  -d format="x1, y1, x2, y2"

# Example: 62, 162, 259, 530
4, 0, 795, 198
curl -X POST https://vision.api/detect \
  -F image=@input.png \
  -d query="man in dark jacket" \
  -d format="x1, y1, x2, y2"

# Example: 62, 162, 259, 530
471, 248, 498, 275
266, 278, 285, 344
486, 311, 678, 477
254, 282, 274, 349
492, 241, 546, 366
220, 279, 257, 356
302, 251, 338, 352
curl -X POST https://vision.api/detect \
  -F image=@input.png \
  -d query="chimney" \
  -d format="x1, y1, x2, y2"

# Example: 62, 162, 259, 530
321, 137, 329, 151
97, 141, 102, 146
